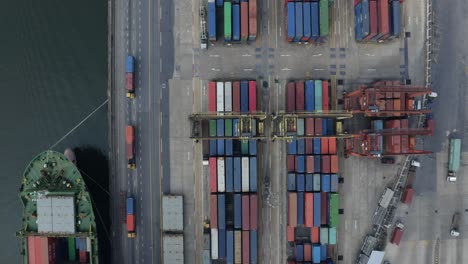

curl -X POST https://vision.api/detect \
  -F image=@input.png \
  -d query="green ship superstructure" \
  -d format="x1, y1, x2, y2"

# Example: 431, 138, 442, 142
17, 150, 99, 263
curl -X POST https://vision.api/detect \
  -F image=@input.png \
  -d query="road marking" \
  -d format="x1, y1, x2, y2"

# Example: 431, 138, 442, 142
209, 54, 220, 57
313, 53, 322, 57
365, 53, 375, 56
281, 68, 291, 71
241, 54, 252, 57
280, 54, 291, 57
211, 68, 220, 71
416, 16, 419, 25
243, 68, 253, 72
354, 220, 358, 230
408, 16, 411, 26
314, 68, 324, 71
367, 68, 377, 71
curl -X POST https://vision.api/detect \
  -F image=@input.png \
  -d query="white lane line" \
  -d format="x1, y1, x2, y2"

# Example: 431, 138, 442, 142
281, 68, 291, 71
280, 54, 291, 57
367, 68, 377, 71
211, 68, 220, 71
209, 54, 220, 57
313, 53, 322, 57
241, 54, 252, 57
244, 69, 253, 72
365, 53, 375, 56
314, 68, 324, 71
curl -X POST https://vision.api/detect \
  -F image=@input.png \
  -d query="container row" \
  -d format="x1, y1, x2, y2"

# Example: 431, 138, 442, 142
210, 229, 257, 263
287, 154, 339, 174
285, 0, 330, 42
209, 157, 258, 193
209, 138, 258, 157
285, 118, 336, 137
288, 192, 339, 228
288, 243, 335, 264
287, 137, 337, 155
27, 236, 91, 264
210, 193, 258, 230
286, 80, 330, 111
355, 0, 401, 42
287, 173, 339, 193
208, 80, 257, 112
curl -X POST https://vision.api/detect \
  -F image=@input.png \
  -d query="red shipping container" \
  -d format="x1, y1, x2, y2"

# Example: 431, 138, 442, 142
250, 194, 258, 230
377, 0, 390, 40
286, 82, 296, 111
248, 0, 257, 40
242, 195, 250, 230
304, 244, 312, 261
401, 188, 415, 204
385, 92, 393, 111
233, 81, 241, 112
364, 0, 378, 40
407, 99, 414, 111
306, 156, 314, 173
249, 81, 257, 112
210, 195, 218, 228
34, 237, 42, 264
296, 81, 305, 111
209, 157, 217, 193
288, 192, 298, 227
321, 192, 328, 225
311, 227, 319, 243
330, 155, 339, 173
305, 118, 314, 136
28, 236, 36, 264
242, 231, 250, 263
79, 250, 87, 263
305, 193, 314, 227
328, 137, 337, 154
321, 156, 331, 173
305, 139, 313, 155
127, 214, 135, 232
377, 93, 385, 110
409, 136, 416, 150
394, 96, 401, 112
48, 238, 57, 264
401, 135, 409, 153
208, 81, 216, 112
287, 226, 295, 242
314, 118, 322, 136
240, 2, 249, 41
321, 138, 329, 154
390, 228, 404, 245
401, 119, 409, 129
287, 155, 296, 172
322, 80, 329, 110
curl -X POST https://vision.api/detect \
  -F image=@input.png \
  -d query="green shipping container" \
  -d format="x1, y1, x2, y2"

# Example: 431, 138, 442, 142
448, 138, 461, 172
241, 140, 249, 155
209, 120, 217, 137
68, 237, 76, 261
224, 2, 232, 41
297, 118, 305, 136
225, 119, 233, 137
313, 174, 321, 191
319, 0, 329, 36
320, 227, 329, 244
329, 193, 339, 227
329, 227, 337, 245
314, 80, 323, 111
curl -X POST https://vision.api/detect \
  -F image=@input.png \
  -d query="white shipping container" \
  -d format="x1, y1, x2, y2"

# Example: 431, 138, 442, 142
217, 158, 225, 192
224, 81, 232, 112
216, 82, 224, 112
211, 228, 219, 260
241, 157, 249, 192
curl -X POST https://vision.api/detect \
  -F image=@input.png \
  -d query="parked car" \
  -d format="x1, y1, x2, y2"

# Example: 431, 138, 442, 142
381, 157, 395, 164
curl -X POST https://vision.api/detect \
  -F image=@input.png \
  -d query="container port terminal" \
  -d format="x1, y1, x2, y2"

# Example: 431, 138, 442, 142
107, 0, 468, 263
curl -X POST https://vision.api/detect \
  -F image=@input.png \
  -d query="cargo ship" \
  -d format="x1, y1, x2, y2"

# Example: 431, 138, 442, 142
16, 150, 99, 263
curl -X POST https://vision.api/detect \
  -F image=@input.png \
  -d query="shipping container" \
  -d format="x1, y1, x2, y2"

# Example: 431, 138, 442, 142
326, 118, 334, 135
225, 82, 233, 112
242, 231, 250, 263
328, 137, 337, 154
305, 80, 315, 110
329, 193, 339, 227
329, 227, 337, 245
377, 0, 390, 40
361, 0, 370, 38
249, 80, 257, 112
401, 187, 414, 204
209, 81, 217, 112
296, 81, 305, 110
321, 192, 329, 225
249, 194, 258, 230
390, 1, 401, 38
288, 173, 296, 191
313, 193, 321, 227
296, 155, 305, 173
287, 226, 295, 242
249, 157, 257, 192
319, 0, 329, 36
217, 139, 225, 155
227, 230, 234, 263
210, 195, 218, 228
322, 118, 328, 136
288, 192, 298, 227
241, 157, 249, 192
297, 139, 305, 154
296, 244, 304, 262
216, 0, 223, 7
235, 231, 242, 263
209, 120, 216, 137
217, 82, 224, 112
218, 194, 226, 229
226, 157, 233, 192
311, 227, 320, 243
306, 139, 313, 154
306, 174, 313, 192
233, 118, 239, 136
249, 140, 257, 156
320, 227, 329, 244
287, 155, 295, 172
208, 1, 217, 41
322, 155, 331, 173
225, 119, 233, 137
314, 80, 322, 110
321, 138, 329, 154
233, 81, 241, 112
234, 157, 241, 192
312, 245, 321, 263
287, 2, 296, 42
304, 244, 312, 261
306, 156, 314, 173
355, 3, 363, 40
234, 194, 242, 229
297, 118, 305, 136
322, 174, 331, 192
211, 229, 218, 259
250, 230, 258, 263
295, 2, 303, 42
314, 119, 322, 136
224, 2, 232, 41
311, 2, 320, 39
241, 140, 249, 155
305, 193, 314, 227
226, 139, 233, 156
320, 244, 327, 261
233, 4, 241, 41
218, 158, 226, 192
297, 174, 305, 192
241, 2, 249, 41
287, 82, 296, 111
330, 174, 338, 193
240, 81, 249, 112
219, 229, 226, 258
390, 227, 404, 245
303, 2, 312, 41
288, 139, 297, 155
364, 0, 378, 40
322, 80, 329, 110
331, 155, 339, 173
306, 118, 314, 136
314, 156, 321, 172
248, 0, 257, 40
242, 195, 250, 230
297, 192, 305, 225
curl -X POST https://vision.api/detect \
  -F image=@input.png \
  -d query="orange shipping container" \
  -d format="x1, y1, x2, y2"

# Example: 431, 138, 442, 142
287, 226, 295, 242
305, 193, 314, 227
328, 137, 337, 154
311, 227, 320, 243
321, 138, 329, 154
409, 136, 416, 150
406, 99, 414, 111
330, 155, 339, 173
288, 192, 297, 227
304, 244, 312, 261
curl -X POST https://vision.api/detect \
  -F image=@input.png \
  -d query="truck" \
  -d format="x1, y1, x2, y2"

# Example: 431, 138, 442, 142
126, 125, 136, 169
390, 222, 404, 245
447, 138, 461, 182
450, 212, 461, 237
126, 196, 136, 238
125, 56, 135, 98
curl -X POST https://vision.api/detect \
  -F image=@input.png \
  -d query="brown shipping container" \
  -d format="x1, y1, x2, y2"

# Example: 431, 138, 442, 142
321, 192, 328, 225
376, 93, 385, 110
287, 226, 295, 242
401, 119, 409, 129
305, 139, 313, 155
210, 195, 218, 228
241, 2, 249, 41
315, 118, 323, 136
306, 118, 315, 136
233, 81, 241, 112
407, 99, 414, 111
304, 244, 312, 261
48, 238, 57, 264
386, 92, 393, 111
287, 82, 296, 111
401, 135, 409, 153
242, 195, 250, 230
235, 231, 242, 263
328, 138, 337, 154
242, 231, 250, 263
394, 97, 401, 111
401, 188, 415, 204
321, 138, 329, 154
311, 227, 319, 243
305, 193, 314, 227
331, 155, 339, 173
287, 155, 295, 172
248, 0, 257, 40
321, 156, 331, 173
306, 156, 314, 173
250, 194, 258, 230
288, 192, 298, 227
296, 81, 305, 111
409, 136, 416, 150
364, 0, 378, 40
378, 0, 390, 40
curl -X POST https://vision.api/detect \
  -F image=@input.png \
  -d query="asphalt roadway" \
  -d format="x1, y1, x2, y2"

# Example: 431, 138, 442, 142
109, 0, 173, 263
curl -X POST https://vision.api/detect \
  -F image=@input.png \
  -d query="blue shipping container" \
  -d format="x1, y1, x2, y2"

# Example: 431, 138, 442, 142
208, 2, 217, 40
355, 3, 363, 40
373, 120, 383, 131
218, 194, 226, 229
226, 139, 233, 156
314, 156, 321, 172
295, 2, 304, 42
233, 119, 239, 136
311, 2, 320, 38
217, 119, 224, 136
305, 80, 315, 110
126, 56, 134, 73
313, 245, 321, 263
210, 140, 217, 156
234, 194, 242, 229
287, 139, 297, 155
288, 173, 296, 191
297, 192, 305, 225
250, 230, 258, 263
326, 119, 334, 135
249, 140, 257, 156
297, 155, 305, 173
216, 0, 224, 7
240, 81, 249, 112
322, 174, 331, 192
297, 139, 305, 155
225, 157, 233, 192
313, 138, 321, 155
250, 157, 257, 192
234, 157, 241, 192
297, 174, 305, 192
303, 2, 312, 41
296, 244, 304, 262
287, 3, 296, 41
217, 139, 225, 155
313, 193, 321, 227
331, 174, 338, 192
227, 230, 234, 263
390, 1, 401, 37
233, 4, 240, 41
361, 0, 370, 38
126, 197, 134, 214
305, 174, 313, 192
321, 244, 327, 261
219, 229, 226, 258
322, 118, 328, 136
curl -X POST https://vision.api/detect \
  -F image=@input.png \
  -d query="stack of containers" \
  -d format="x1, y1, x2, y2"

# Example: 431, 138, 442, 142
208, 0, 257, 42
207, 80, 258, 263
285, 0, 329, 43
371, 118, 413, 155
355, 0, 401, 42
286, 80, 340, 264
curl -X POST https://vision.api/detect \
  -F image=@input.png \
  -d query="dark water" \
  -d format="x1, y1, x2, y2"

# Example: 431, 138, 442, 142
0, 0, 107, 262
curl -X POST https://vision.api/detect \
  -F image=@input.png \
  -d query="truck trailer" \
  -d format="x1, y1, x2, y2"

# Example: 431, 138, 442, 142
126, 196, 136, 238
126, 125, 136, 169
